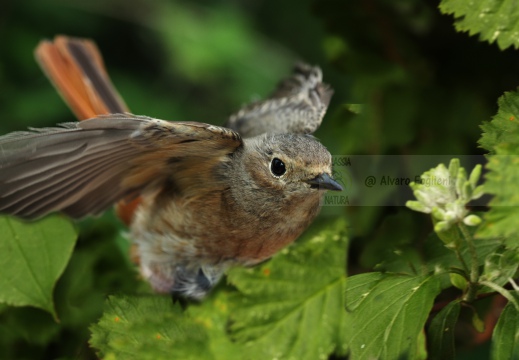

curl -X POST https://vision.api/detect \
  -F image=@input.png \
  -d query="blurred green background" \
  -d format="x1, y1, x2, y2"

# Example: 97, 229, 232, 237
1, 0, 517, 358
0, 0, 346, 132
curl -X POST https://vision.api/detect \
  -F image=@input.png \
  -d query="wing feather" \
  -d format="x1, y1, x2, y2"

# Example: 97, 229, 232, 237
225, 63, 333, 137
0, 114, 242, 219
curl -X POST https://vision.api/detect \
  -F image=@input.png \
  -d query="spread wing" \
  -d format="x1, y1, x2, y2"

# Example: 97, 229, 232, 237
225, 63, 333, 137
0, 114, 242, 219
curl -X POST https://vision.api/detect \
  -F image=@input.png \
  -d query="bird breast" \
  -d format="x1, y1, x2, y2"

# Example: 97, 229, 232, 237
129, 182, 323, 267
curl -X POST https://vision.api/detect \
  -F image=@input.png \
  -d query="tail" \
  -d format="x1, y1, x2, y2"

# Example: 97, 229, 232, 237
35, 36, 129, 119
35, 35, 139, 225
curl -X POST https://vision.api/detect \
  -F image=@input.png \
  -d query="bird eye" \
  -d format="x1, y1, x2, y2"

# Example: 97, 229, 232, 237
270, 158, 286, 177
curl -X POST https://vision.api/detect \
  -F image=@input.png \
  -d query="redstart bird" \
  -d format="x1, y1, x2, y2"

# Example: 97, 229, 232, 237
0, 36, 341, 299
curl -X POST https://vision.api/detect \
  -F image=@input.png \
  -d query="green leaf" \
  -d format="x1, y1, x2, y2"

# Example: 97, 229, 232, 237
227, 218, 348, 360
90, 295, 213, 360
0, 215, 77, 318
344, 273, 441, 360
480, 247, 519, 291
480, 89, 519, 154
428, 300, 461, 360
375, 227, 501, 292
478, 152, 519, 240
440, 0, 519, 50
491, 300, 519, 360
478, 89, 519, 241
188, 290, 245, 360
449, 273, 467, 290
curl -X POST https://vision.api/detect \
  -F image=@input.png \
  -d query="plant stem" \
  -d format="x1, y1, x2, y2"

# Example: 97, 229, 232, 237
459, 223, 479, 302
453, 246, 470, 275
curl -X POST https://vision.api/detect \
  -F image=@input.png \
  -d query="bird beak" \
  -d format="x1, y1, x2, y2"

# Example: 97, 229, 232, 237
306, 173, 343, 191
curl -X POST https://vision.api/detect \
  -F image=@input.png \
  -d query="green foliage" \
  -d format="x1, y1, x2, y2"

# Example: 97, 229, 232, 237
227, 218, 348, 360
344, 273, 440, 360
491, 299, 519, 360
428, 300, 461, 360
479, 89, 519, 154
478, 151, 519, 243
187, 291, 245, 360
478, 89, 519, 244
90, 296, 212, 360
404, 158, 519, 359
440, 0, 519, 50
0, 215, 76, 318
0, 211, 142, 359
480, 247, 519, 289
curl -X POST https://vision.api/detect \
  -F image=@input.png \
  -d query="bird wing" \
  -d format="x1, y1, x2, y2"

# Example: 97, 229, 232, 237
0, 114, 242, 219
225, 63, 334, 137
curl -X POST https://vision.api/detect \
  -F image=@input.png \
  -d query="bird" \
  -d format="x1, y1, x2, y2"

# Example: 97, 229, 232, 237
0, 36, 342, 299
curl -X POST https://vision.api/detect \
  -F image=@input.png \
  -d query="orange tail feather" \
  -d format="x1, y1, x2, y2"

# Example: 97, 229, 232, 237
35, 35, 140, 226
